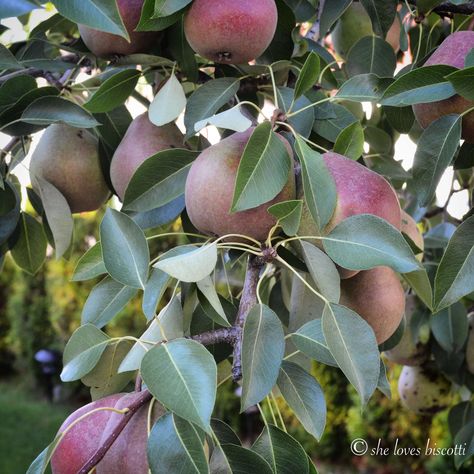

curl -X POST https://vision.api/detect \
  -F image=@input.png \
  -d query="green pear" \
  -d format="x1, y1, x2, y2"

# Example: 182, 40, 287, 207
30, 124, 109, 213
184, 0, 278, 64
79, 0, 160, 57
398, 365, 452, 415
185, 128, 296, 241
413, 31, 474, 143
110, 113, 184, 200
340, 266, 405, 344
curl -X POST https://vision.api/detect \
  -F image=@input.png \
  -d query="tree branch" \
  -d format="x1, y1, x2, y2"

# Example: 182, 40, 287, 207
77, 389, 153, 474
409, 1, 474, 16
231, 255, 265, 381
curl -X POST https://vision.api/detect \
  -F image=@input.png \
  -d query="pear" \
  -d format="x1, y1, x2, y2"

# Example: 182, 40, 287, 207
30, 124, 109, 213
413, 31, 474, 143
340, 266, 405, 344
79, 0, 160, 57
185, 128, 296, 241
184, 0, 278, 64
110, 113, 184, 200
398, 365, 452, 415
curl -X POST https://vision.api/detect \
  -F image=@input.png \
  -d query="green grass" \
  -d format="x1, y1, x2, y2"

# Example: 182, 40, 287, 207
0, 381, 73, 474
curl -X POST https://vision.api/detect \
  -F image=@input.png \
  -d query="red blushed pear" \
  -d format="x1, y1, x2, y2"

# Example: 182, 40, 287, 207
184, 0, 278, 64
51, 392, 164, 474
79, 0, 160, 57
185, 128, 296, 242
110, 113, 184, 200
413, 31, 474, 143
340, 266, 406, 344
299, 152, 402, 277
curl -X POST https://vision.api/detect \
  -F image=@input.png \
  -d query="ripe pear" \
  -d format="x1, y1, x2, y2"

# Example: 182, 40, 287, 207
413, 31, 474, 143
79, 0, 160, 57
110, 113, 184, 200
184, 0, 278, 64
185, 128, 296, 241
340, 266, 405, 344
401, 210, 424, 261
467, 313, 474, 375
30, 124, 110, 213
51, 392, 164, 474
385, 295, 429, 366
398, 365, 452, 415
331, 3, 400, 59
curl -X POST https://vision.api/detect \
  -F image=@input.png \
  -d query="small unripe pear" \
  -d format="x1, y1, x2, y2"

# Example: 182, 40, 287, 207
385, 295, 429, 366
398, 365, 451, 415
413, 31, 474, 143
79, 0, 160, 57
340, 266, 405, 344
467, 313, 474, 375
110, 113, 184, 200
332, 3, 401, 59
185, 128, 296, 241
184, 0, 278, 64
30, 124, 109, 213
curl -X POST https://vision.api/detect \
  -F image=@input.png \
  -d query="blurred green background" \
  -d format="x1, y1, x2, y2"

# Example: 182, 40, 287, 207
0, 213, 467, 474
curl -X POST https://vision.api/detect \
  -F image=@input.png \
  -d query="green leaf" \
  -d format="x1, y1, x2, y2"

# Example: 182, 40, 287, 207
100, 209, 150, 289
141, 338, 217, 431
277, 361, 326, 440
241, 305, 285, 411
323, 214, 421, 274
253, 425, 309, 474
137, 0, 182, 31
211, 444, 273, 474
294, 52, 320, 100
81, 276, 138, 328
84, 70, 140, 113
431, 303, 468, 353
10, 213, 47, 275
378, 359, 391, 398
53, 0, 129, 39
434, 215, 474, 310
346, 36, 397, 78
211, 419, 241, 445
300, 241, 340, 302
383, 105, 415, 133
0, 181, 20, 246
322, 303, 380, 404
148, 413, 208, 474
184, 78, 241, 139
197, 276, 230, 327
268, 200, 303, 236
454, 421, 474, 469
292, 319, 338, 367
402, 268, 433, 310
61, 324, 110, 382
446, 66, 474, 100
380, 65, 457, 106
410, 114, 462, 206
0, 0, 39, 20
154, 243, 217, 283
0, 43, 24, 70
167, 16, 198, 82
72, 242, 107, 282
360, 0, 397, 37
142, 268, 172, 319
231, 123, 291, 212
149, 74, 186, 126
277, 87, 315, 138
153, 0, 192, 17
123, 149, 198, 212
120, 296, 184, 372
30, 175, 73, 259
313, 103, 358, 142
20, 96, 100, 128
295, 137, 336, 233
333, 122, 364, 160
319, 0, 351, 37
336, 74, 393, 102
194, 105, 252, 134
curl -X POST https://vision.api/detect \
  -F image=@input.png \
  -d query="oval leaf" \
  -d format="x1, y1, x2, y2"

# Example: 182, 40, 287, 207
149, 74, 187, 126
